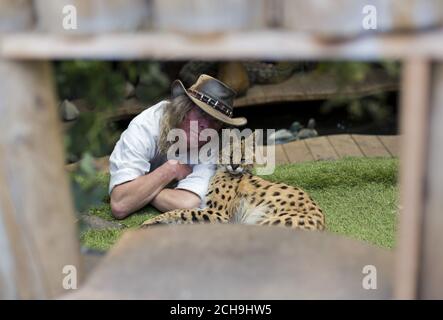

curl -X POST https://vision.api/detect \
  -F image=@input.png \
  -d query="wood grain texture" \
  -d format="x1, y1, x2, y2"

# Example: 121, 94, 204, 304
351, 134, 391, 157
234, 69, 398, 107
282, 140, 314, 163
394, 59, 431, 299
419, 63, 443, 299
64, 225, 393, 299
274, 144, 289, 165
378, 135, 400, 157
305, 136, 339, 161
0, 61, 80, 299
327, 134, 364, 158
2, 31, 443, 60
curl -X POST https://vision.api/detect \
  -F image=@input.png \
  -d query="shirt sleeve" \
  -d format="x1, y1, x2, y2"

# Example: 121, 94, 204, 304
175, 163, 216, 207
108, 121, 156, 194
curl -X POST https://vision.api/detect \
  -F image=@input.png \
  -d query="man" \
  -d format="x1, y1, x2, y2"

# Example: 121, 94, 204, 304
109, 74, 247, 219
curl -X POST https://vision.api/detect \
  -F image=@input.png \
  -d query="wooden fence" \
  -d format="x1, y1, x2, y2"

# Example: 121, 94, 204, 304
0, 0, 442, 299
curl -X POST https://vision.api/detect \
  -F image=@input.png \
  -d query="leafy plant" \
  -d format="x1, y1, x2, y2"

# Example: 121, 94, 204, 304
69, 153, 108, 216
316, 61, 400, 122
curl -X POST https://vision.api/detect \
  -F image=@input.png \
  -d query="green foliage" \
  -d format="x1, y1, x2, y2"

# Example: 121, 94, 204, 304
317, 62, 372, 86
134, 62, 170, 103
316, 61, 400, 122
321, 92, 393, 123
55, 61, 125, 109
55, 60, 172, 221
56, 61, 125, 161
70, 154, 109, 215
81, 229, 125, 252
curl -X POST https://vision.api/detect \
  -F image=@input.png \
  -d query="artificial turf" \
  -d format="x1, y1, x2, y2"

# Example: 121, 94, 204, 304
80, 157, 399, 251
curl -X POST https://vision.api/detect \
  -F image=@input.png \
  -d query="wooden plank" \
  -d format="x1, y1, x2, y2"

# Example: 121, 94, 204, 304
2, 30, 443, 60
305, 136, 339, 161
0, 60, 80, 299
418, 63, 443, 299
327, 134, 364, 158
351, 134, 391, 157
65, 225, 394, 299
378, 135, 400, 157
235, 69, 398, 107
256, 144, 288, 167
235, 85, 266, 106
394, 59, 431, 299
282, 140, 314, 163
274, 144, 289, 165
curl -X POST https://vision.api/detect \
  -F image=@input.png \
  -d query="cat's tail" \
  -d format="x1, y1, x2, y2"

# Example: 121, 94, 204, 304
232, 199, 270, 225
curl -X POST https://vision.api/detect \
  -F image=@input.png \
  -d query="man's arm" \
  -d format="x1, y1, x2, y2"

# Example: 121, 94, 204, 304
150, 188, 201, 213
110, 160, 196, 219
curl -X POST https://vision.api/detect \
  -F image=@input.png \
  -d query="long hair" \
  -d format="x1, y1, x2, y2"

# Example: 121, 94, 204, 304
158, 95, 195, 155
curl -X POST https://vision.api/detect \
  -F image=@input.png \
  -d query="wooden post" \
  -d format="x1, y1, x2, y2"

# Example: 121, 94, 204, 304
418, 63, 443, 299
394, 59, 431, 299
0, 60, 80, 299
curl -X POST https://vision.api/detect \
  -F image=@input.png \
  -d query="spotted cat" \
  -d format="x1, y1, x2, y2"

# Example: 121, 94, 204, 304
141, 134, 325, 230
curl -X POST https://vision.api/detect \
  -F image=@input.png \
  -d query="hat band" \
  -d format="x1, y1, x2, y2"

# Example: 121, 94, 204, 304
188, 89, 233, 118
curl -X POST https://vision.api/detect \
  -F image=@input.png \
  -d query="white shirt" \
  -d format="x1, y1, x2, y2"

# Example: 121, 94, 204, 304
108, 100, 216, 207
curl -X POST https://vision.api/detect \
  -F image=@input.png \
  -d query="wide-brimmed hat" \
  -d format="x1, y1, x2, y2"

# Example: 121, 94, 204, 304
171, 74, 247, 127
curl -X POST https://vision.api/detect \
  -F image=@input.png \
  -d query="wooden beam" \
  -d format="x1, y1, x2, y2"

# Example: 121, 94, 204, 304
0, 60, 80, 299
282, 140, 314, 163
305, 136, 339, 161
234, 69, 398, 108
418, 63, 443, 299
351, 134, 391, 158
394, 59, 431, 299
378, 135, 400, 157
327, 134, 364, 158
2, 30, 443, 60
65, 225, 394, 299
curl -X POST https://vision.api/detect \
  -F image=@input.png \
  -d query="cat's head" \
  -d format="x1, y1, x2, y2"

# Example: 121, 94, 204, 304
218, 132, 256, 176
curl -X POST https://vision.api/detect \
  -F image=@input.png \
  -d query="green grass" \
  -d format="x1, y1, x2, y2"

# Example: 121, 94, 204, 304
264, 157, 399, 248
80, 195, 159, 251
80, 157, 399, 251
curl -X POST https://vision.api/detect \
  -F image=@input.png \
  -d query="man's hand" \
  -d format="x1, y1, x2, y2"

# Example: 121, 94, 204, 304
110, 160, 194, 219
166, 159, 192, 181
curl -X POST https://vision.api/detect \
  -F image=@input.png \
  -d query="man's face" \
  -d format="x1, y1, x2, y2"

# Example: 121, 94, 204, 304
179, 105, 223, 149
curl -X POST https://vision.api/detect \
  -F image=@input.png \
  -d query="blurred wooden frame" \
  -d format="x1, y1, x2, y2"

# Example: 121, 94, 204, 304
1, 5, 443, 300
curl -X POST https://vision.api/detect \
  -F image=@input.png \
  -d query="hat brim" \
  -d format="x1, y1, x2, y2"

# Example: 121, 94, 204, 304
171, 79, 247, 127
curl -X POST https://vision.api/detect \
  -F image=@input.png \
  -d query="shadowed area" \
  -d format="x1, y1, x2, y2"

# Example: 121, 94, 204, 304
67, 224, 393, 299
